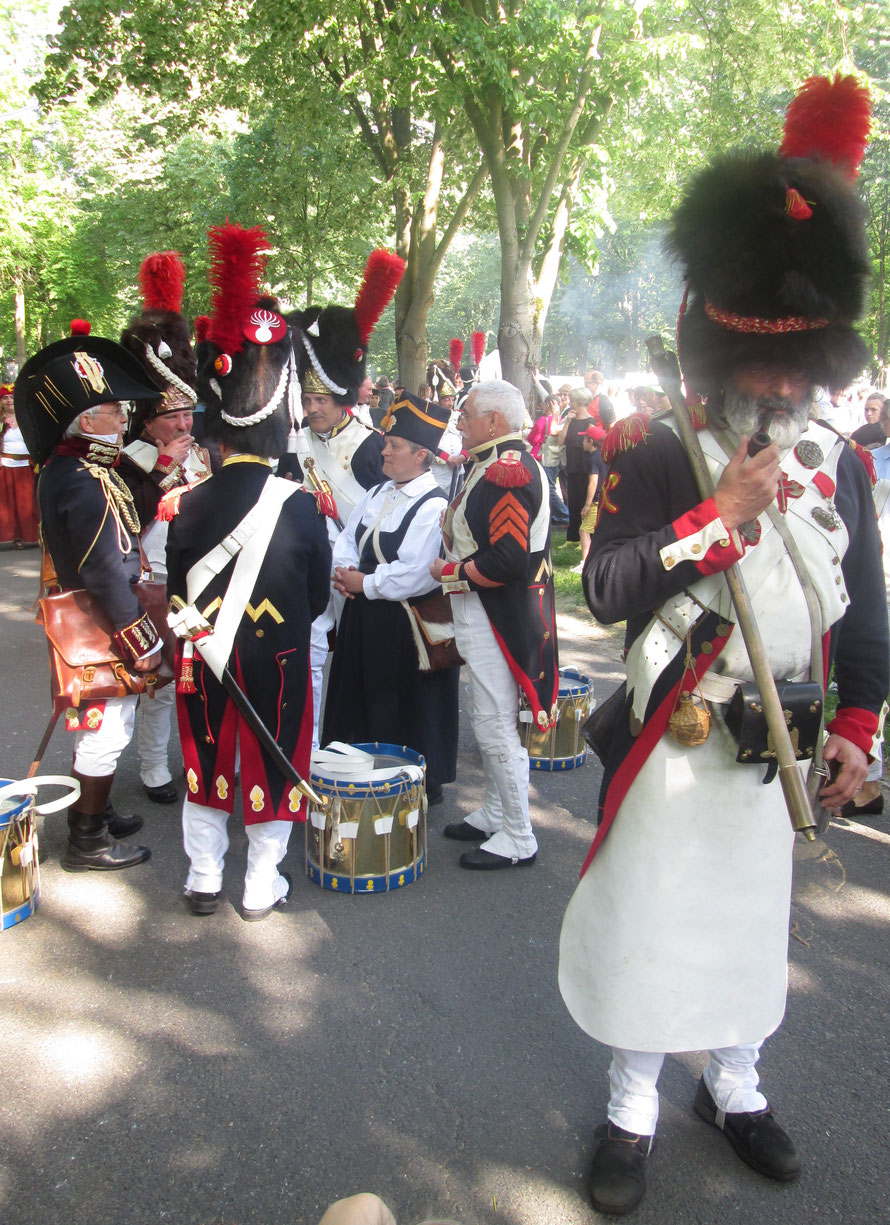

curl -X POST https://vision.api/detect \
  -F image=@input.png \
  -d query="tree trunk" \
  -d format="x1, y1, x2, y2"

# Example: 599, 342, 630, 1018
498, 255, 540, 407
14, 280, 26, 367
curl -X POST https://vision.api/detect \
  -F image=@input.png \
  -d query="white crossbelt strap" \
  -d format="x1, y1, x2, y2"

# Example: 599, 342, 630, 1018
185, 476, 298, 680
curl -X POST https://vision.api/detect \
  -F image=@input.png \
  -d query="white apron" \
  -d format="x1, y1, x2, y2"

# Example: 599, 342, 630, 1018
559, 421, 849, 1052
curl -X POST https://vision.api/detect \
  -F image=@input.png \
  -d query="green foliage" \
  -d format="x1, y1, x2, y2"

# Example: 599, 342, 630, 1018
6, 0, 890, 388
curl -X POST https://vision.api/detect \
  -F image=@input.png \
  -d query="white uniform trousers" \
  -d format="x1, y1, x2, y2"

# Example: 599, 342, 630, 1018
72, 695, 138, 777
608, 1042, 768, 1136
310, 612, 332, 751
136, 682, 175, 788
182, 798, 293, 910
452, 592, 537, 859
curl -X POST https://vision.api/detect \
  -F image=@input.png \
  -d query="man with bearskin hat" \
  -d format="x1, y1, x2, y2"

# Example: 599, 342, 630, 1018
431, 378, 559, 869
15, 322, 163, 871
321, 391, 460, 805
118, 251, 211, 806
557, 76, 888, 1214
166, 223, 331, 920
289, 250, 404, 744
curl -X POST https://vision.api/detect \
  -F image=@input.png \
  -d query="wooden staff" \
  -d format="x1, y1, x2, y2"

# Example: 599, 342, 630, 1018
646, 336, 816, 840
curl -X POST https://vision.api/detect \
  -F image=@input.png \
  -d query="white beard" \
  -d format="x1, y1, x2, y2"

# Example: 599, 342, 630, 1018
722, 386, 812, 452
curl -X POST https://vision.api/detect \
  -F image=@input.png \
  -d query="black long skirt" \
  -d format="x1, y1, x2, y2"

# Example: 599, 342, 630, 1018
321, 595, 460, 789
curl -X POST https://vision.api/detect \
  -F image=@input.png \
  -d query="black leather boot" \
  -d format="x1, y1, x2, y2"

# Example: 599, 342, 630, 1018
103, 803, 144, 839
62, 773, 150, 872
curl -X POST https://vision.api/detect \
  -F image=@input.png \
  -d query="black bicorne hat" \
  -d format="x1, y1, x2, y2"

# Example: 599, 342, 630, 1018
380, 391, 450, 452
15, 324, 159, 464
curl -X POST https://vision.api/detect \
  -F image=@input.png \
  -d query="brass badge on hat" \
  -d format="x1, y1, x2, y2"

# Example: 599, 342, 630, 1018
71, 352, 106, 393
243, 308, 287, 345
794, 440, 824, 469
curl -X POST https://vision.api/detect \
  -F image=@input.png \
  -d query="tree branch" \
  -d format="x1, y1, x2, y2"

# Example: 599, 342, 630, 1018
519, 19, 604, 265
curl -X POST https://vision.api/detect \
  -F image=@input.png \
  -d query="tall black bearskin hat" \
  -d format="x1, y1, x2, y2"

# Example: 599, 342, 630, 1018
669, 75, 872, 396
121, 251, 198, 441
15, 320, 159, 464
291, 250, 405, 406
197, 222, 296, 457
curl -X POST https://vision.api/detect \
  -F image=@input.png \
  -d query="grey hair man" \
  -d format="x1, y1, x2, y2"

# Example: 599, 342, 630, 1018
431, 378, 559, 870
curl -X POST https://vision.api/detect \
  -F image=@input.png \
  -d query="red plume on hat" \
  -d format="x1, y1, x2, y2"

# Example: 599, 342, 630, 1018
449, 337, 464, 369
471, 330, 485, 365
70, 318, 91, 335
354, 249, 405, 346
194, 315, 211, 344
139, 250, 187, 313
207, 222, 271, 358
780, 73, 871, 181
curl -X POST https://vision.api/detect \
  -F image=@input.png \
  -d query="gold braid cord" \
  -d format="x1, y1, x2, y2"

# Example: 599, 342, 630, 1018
79, 463, 141, 564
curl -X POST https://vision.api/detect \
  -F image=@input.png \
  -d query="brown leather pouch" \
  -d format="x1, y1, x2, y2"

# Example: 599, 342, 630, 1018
408, 592, 465, 672
36, 587, 173, 712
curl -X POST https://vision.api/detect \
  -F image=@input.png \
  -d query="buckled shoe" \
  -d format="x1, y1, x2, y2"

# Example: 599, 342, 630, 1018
588, 1121, 652, 1215
694, 1076, 800, 1181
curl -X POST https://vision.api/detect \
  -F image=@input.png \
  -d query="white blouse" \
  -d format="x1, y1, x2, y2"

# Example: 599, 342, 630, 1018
332, 471, 445, 602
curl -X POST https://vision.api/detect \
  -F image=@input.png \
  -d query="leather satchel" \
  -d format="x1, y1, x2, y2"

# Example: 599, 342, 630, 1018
406, 591, 465, 673
36, 583, 173, 712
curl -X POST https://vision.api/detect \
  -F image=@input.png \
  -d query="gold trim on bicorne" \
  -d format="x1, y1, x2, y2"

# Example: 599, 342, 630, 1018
221, 454, 272, 468
382, 394, 445, 432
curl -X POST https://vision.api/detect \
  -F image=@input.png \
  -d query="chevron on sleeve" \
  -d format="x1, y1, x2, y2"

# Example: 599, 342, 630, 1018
489, 491, 530, 549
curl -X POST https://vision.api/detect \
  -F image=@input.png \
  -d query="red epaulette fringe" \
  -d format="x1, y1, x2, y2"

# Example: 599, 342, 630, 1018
601, 413, 650, 464
485, 452, 532, 487
157, 484, 192, 521
689, 400, 708, 429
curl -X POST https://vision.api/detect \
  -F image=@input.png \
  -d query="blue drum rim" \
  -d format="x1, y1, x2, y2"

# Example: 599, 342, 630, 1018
310, 742, 426, 798
1, 890, 38, 929
306, 850, 425, 893
531, 752, 587, 771
0, 779, 31, 828
555, 668, 592, 698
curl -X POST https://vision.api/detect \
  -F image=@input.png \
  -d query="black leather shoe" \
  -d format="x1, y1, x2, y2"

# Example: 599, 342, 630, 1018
104, 803, 144, 838
184, 889, 221, 916
840, 794, 883, 819
426, 784, 444, 806
242, 872, 293, 922
62, 840, 151, 872
588, 1121, 652, 1215
443, 820, 487, 841
459, 847, 536, 870
694, 1076, 800, 1181
143, 780, 179, 804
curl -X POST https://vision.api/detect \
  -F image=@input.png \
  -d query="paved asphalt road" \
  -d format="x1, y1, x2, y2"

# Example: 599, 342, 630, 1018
1, 546, 887, 1225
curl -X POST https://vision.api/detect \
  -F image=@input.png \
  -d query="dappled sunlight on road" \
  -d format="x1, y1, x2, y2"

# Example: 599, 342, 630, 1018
43, 870, 148, 947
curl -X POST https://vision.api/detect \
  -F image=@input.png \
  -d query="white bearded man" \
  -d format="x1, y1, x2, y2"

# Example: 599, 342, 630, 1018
558, 76, 888, 1215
